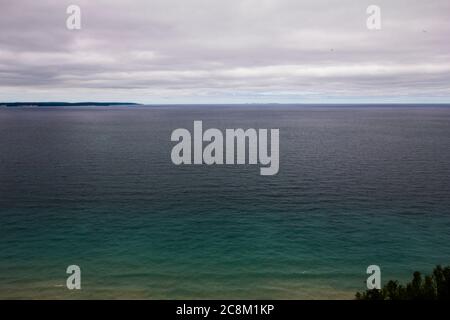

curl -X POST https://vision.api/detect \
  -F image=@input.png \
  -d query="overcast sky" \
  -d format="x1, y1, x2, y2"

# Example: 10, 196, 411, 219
0, 0, 449, 103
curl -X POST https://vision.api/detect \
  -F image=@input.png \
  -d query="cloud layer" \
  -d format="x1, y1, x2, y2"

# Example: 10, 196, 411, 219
1, 0, 449, 103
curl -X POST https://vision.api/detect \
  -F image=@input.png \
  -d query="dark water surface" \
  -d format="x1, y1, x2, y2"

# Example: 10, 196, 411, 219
1, 105, 449, 299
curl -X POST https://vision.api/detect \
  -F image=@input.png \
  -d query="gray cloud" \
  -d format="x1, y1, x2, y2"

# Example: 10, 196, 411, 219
0, 0, 449, 103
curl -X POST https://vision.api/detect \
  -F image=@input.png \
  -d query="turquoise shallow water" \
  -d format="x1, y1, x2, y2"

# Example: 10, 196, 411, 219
0, 105, 449, 299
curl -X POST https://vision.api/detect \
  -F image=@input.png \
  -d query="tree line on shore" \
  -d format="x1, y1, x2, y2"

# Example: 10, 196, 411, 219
356, 265, 450, 300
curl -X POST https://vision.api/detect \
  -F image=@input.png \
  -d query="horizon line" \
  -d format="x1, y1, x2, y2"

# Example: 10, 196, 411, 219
2, 102, 450, 106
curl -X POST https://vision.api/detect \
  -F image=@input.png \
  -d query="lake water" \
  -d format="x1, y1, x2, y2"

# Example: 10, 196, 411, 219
0, 105, 449, 299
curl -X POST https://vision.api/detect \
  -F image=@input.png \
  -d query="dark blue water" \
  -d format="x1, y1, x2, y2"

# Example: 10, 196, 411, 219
0, 105, 449, 299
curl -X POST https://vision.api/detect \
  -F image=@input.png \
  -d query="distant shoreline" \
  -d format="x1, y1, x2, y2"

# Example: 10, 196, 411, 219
2, 102, 450, 108
0, 102, 141, 107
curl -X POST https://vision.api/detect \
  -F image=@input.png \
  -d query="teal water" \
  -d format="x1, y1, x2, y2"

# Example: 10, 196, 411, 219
0, 105, 449, 299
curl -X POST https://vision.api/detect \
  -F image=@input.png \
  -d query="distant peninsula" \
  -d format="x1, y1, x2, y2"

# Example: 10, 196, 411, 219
0, 102, 141, 107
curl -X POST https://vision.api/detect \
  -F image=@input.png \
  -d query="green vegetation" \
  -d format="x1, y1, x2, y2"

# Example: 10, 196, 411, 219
356, 265, 450, 300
